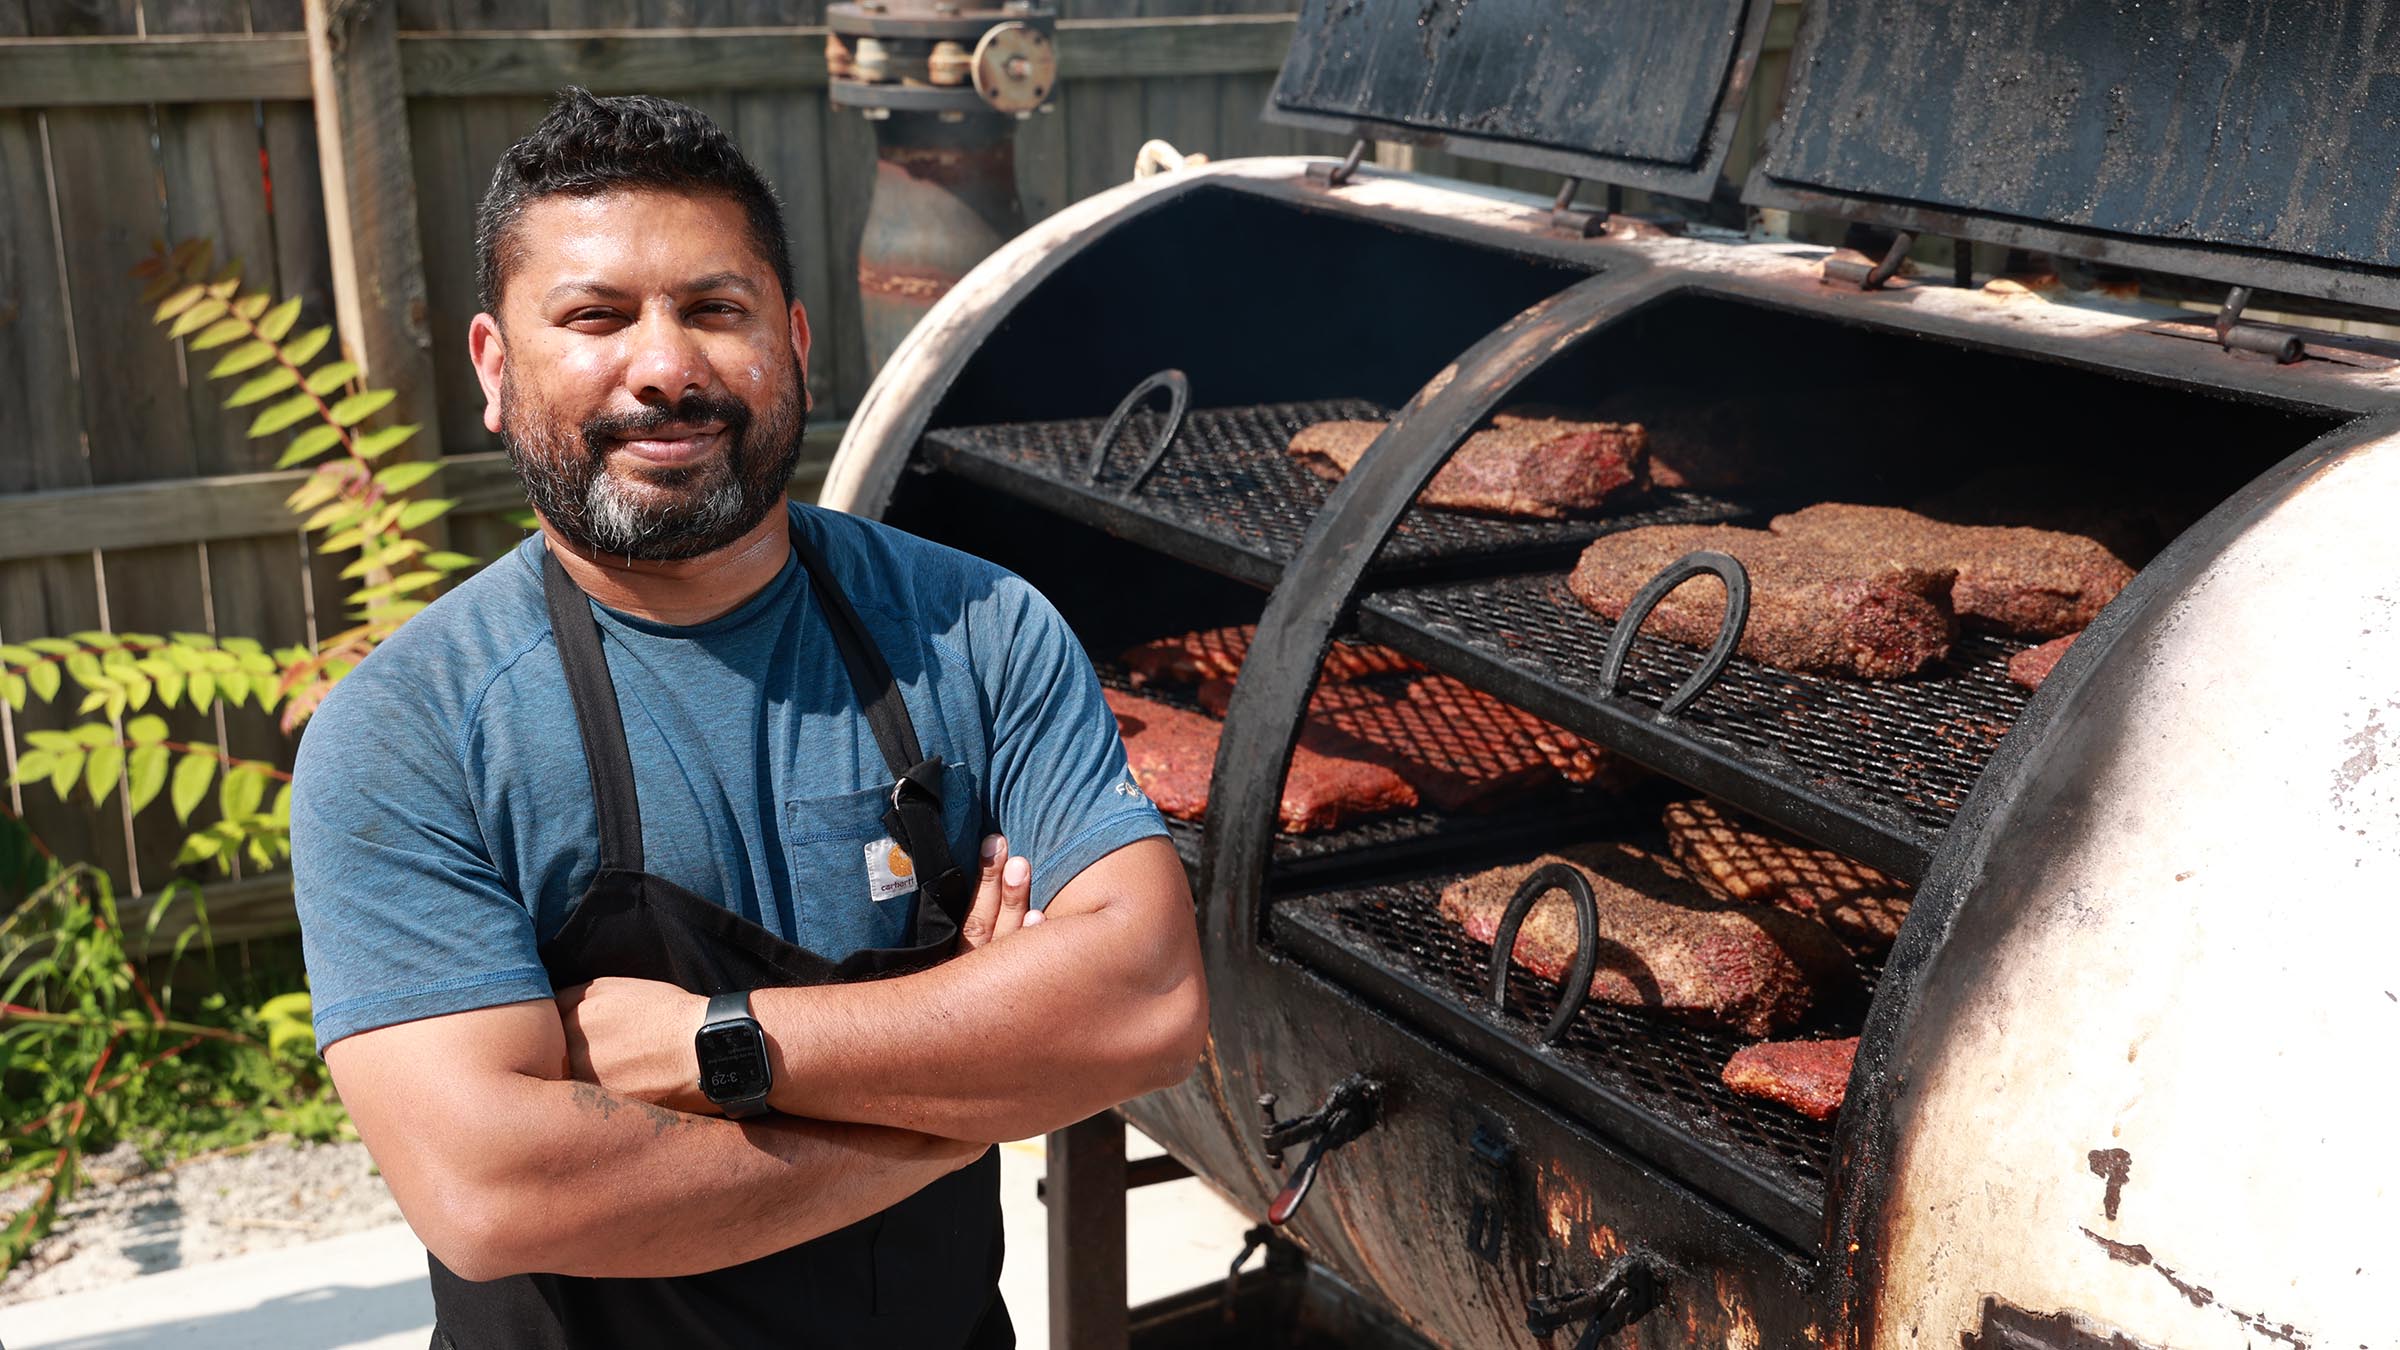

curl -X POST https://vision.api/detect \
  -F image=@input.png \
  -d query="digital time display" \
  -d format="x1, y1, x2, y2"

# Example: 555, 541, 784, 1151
697, 1023, 771, 1101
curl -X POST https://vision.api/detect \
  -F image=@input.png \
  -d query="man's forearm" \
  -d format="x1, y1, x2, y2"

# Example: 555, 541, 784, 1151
756, 842, 1207, 1141
389, 1072, 976, 1281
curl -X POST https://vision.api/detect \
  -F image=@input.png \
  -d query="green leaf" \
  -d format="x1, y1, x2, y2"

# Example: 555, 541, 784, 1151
285, 465, 347, 510
257, 296, 303, 342
2, 672, 23, 711
247, 393, 320, 439
27, 662, 59, 702
206, 267, 242, 299
373, 461, 439, 493
304, 360, 359, 395
170, 751, 216, 823
0, 643, 34, 665
126, 714, 169, 746
424, 550, 480, 574
319, 527, 367, 553
279, 325, 332, 366
11, 749, 54, 785
154, 284, 207, 323
220, 764, 267, 822
71, 722, 115, 748
123, 674, 152, 711
24, 729, 76, 752
26, 637, 80, 655
85, 744, 124, 805
208, 340, 279, 378
64, 653, 104, 690
78, 689, 108, 714
168, 297, 229, 339
328, 389, 396, 427
397, 498, 454, 530
351, 423, 418, 461
218, 671, 251, 707
190, 671, 217, 710
126, 744, 169, 814
233, 293, 271, 321
48, 748, 82, 799
188, 316, 251, 351
270, 782, 293, 823
176, 831, 222, 865
305, 502, 363, 534
154, 668, 185, 709
504, 509, 540, 530
277, 423, 348, 469
70, 630, 118, 648
226, 366, 301, 409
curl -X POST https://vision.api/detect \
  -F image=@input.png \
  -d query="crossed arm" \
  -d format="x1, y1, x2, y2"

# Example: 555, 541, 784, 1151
323, 834, 1203, 1281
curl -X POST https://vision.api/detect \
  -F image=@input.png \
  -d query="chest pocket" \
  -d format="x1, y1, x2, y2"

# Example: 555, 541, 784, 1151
786, 762, 980, 953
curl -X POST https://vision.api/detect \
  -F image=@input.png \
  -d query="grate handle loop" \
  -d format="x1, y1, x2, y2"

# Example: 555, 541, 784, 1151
1084, 368, 1190, 494
1487, 862, 1601, 1046
1597, 549, 1750, 718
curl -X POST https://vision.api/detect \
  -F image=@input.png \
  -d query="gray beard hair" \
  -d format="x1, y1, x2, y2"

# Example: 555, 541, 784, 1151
580, 464, 747, 558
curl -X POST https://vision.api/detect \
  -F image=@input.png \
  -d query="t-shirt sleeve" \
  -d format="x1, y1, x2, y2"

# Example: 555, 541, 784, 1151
292, 668, 552, 1051
972, 575, 1167, 909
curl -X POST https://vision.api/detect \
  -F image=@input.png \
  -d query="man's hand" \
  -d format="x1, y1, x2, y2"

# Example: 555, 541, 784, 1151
959, 832, 1038, 950
558, 976, 712, 1114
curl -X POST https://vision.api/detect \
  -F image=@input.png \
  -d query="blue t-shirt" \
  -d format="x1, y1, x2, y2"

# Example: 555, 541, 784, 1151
292, 503, 1165, 1050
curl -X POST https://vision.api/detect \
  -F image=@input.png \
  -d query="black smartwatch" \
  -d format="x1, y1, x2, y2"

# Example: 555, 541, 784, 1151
694, 990, 773, 1119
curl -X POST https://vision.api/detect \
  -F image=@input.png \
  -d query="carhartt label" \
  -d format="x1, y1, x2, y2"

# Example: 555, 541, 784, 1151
865, 837, 919, 903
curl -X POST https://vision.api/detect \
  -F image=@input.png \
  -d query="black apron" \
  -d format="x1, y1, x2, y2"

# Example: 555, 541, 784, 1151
429, 521, 1008, 1350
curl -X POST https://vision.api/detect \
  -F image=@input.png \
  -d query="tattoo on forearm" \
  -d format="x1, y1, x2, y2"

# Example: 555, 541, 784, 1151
568, 1080, 693, 1138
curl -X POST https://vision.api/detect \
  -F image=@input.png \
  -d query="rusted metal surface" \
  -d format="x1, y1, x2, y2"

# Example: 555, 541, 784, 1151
854, 114, 1024, 374
1267, 0, 1774, 201
1747, 0, 2400, 312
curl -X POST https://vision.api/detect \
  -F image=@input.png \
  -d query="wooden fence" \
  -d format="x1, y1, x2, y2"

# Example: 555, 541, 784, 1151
0, 1, 1807, 940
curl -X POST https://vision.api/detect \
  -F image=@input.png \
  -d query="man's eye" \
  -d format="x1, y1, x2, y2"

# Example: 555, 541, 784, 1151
692, 302, 745, 319
566, 309, 623, 327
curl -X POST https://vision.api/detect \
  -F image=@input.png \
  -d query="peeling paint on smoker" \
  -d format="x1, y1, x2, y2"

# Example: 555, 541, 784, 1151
1866, 432, 2400, 1349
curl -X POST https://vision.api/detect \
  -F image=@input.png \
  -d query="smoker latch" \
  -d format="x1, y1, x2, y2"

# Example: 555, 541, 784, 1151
1526, 1253, 1667, 1346
1460, 1123, 1514, 1265
2212, 285, 2307, 364
1549, 177, 1609, 239
1256, 1075, 1382, 1225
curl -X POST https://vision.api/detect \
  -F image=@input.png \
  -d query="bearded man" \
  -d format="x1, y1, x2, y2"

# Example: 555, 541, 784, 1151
290, 89, 1205, 1350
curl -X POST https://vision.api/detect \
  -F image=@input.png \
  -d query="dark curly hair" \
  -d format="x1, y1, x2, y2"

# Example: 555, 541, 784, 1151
475, 88, 793, 316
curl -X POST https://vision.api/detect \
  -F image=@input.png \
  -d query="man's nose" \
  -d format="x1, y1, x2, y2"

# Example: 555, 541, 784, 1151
623, 308, 710, 405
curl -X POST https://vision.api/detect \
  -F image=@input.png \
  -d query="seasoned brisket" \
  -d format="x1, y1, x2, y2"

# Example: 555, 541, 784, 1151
1288, 417, 1650, 519
2008, 632, 2078, 691
1436, 844, 1853, 1037
1768, 503, 2132, 639
1103, 688, 1415, 834
1121, 625, 1422, 689
1722, 1037, 1858, 1121
1661, 799, 1912, 952
1567, 525, 1958, 680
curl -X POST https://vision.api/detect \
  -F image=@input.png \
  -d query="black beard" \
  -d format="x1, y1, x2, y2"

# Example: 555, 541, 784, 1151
501, 377, 807, 562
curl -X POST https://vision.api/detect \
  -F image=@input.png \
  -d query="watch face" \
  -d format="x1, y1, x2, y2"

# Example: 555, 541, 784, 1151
697, 1023, 771, 1102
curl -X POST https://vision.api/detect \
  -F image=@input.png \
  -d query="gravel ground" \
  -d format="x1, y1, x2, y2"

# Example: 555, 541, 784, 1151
0, 1138, 405, 1306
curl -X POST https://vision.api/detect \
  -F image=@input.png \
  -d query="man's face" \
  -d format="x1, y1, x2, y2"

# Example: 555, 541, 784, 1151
470, 188, 811, 562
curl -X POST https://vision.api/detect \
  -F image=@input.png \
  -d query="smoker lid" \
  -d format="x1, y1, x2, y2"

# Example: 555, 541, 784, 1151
1746, 0, 2400, 312
1263, 0, 1776, 200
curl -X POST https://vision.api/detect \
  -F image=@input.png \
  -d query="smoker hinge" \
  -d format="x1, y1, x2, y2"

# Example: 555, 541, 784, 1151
1307, 138, 1369, 188
1820, 230, 1917, 290
2212, 285, 2306, 364
1550, 177, 1609, 239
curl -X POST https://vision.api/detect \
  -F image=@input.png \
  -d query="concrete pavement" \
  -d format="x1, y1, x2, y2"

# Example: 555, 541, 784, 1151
0, 1129, 1258, 1350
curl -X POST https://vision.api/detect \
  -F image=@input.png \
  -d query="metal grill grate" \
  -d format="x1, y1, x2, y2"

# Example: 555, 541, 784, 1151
1273, 871, 1878, 1219
924, 400, 1744, 583
1103, 666, 1629, 880
1362, 572, 2035, 874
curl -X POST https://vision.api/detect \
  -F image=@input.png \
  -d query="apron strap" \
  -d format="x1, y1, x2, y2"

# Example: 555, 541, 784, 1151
786, 521, 971, 931
541, 543, 646, 874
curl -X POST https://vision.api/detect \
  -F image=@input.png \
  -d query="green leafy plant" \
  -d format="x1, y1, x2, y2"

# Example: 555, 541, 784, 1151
3, 239, 483, 875
0, 813, 348, 1274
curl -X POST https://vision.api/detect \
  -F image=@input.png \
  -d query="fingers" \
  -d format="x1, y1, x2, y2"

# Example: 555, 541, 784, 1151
960, 833, 1006, 950
993, 854, 1033, 941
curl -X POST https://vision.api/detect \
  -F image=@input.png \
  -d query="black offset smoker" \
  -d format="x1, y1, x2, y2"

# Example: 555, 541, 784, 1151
830, 1, 2400, 1346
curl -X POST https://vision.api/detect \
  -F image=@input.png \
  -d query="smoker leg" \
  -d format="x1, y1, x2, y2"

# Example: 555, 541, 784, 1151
1046, 1110, 1128, 1350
